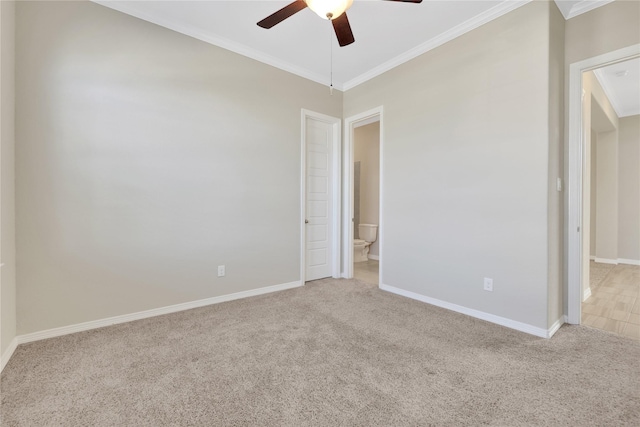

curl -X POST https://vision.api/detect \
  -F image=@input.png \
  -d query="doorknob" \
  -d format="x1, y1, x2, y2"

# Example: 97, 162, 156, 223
305, 219, 309, 224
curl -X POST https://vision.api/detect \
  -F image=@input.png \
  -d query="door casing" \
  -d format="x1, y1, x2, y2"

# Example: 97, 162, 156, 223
342, 106, 384, 282
566, 44, 640, 324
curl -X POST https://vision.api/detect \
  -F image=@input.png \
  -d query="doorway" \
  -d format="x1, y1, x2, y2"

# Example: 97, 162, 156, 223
566, 44, 640, 325
343, 107, 383, 285
578, 58, 640, 340
301, 109, 341, 283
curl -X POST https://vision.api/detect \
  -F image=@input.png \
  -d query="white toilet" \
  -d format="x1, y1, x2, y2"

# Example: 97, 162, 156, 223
354, 224, 378, 263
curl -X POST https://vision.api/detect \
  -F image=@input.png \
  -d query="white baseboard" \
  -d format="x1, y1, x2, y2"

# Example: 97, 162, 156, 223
590, 256, 596, 261
368, 255, 380, 261
380, 284, 559, 338
12, 281, 303, 349
594, 258, 618, 265
1, 337, 18, 373
593, 258, 640, 266
583, 287, 592, 302
547, 317, 565, 338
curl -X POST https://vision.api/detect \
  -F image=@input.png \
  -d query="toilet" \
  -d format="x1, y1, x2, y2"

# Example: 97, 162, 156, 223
354, 224, 378, 263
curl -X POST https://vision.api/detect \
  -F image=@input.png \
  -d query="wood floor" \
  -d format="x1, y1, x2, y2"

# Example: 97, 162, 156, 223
582, 261, 640, 341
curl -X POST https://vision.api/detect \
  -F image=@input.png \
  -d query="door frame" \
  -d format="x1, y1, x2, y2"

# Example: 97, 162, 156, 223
300, 109, 342, 283
342, 106, 384, 282
566, 44, 640, 324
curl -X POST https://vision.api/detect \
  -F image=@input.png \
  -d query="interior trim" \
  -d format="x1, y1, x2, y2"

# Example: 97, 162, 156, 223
1, 280, 303, 372
381, 283, 563, 338
562, 0, 615, 20
0, 337, 18, 373
341, 0, 532, 90
566, 44, 640, 325
343, 107, 383, 280
594, 257, 618, 265
91, 1, 334, 89
92, 0, 533, 92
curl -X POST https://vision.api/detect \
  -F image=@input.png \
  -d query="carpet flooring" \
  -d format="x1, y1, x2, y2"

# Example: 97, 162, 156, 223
2, 278, 639, 426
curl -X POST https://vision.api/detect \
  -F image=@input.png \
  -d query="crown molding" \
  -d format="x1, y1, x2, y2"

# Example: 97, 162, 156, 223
564, 0, 615, 19
93, 0, 533, 93
342, 0, 532, 91
555, 0, 616, 20
93, 1, 617, 93
91, 1, 343, 91
593, 68, 625, 117
593, 68, 639, 118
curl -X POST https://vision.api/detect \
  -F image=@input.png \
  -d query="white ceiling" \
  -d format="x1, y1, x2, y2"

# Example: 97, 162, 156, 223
594, 58, 640, 118
94, 0, 617, 91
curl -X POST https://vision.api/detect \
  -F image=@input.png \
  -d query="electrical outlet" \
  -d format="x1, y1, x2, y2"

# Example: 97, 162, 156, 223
484, 277, 493, 292
217, 265, 225, 277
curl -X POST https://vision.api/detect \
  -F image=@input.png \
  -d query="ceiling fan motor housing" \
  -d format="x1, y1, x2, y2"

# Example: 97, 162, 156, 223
257, 0, 422, 47
305, 0, 354, 21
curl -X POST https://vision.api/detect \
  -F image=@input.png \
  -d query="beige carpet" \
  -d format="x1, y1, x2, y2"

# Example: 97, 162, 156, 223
2, 278, 639, 426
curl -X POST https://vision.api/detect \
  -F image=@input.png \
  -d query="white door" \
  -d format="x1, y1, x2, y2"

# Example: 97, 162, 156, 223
305, 117, 334, 281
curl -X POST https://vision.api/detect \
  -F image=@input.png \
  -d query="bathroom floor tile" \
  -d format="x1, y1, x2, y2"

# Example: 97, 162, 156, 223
628, 313, 640, 325
582, 314, 608, 329
621, 323, 640, 341
583, 262, 640, 341
608, 309, 631, 322
582, 304, 611, 318
354, 259, 379, 286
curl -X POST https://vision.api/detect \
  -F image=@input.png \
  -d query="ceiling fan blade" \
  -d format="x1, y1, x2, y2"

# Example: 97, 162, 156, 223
257, 0, 308, 29
332, 13, 355, 47
383, 0, 423, 3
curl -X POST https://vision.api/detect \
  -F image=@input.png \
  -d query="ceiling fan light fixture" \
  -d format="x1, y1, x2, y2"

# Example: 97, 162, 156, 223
305, 0, 354, 20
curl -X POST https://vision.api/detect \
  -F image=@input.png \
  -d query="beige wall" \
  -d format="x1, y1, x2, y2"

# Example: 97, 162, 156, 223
354, 122, 380, 257
565, 0, 640, 66
15, 1, 342, 334
595, 129, 619, 260
584, 74, 638, 267
585, 71, 619, 266
547, 1, 565, 328
582, 70, 619, 300
586, 72, 619, 130
6, 0, 640, 340
582, 72, 616, 274
1, 0, 16, 359
345, 1, 556, 330
618, 115, 640, 262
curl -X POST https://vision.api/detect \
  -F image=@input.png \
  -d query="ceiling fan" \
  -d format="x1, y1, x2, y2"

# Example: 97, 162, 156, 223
257, 0, 423, 47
